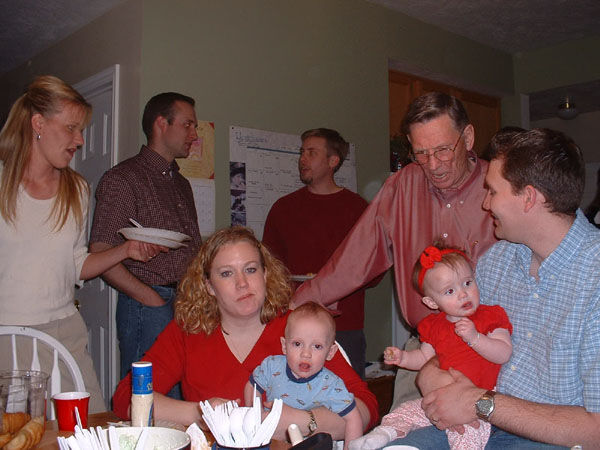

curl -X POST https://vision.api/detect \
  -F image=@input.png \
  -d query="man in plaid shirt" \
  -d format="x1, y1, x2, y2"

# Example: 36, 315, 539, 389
90, 93, 202, 392
391, 128, 600, 449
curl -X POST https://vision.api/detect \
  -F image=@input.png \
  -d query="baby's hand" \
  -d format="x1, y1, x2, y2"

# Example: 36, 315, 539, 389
383, 346, 403, 366
454, 318, 478, 344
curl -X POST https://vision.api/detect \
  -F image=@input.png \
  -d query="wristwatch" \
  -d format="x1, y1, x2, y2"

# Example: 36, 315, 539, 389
306, 409, 318, 436
475, 390, 496, 421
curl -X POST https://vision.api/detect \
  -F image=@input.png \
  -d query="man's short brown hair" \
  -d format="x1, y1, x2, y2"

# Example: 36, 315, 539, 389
142, 92, 195, 141
401, 92, 469, 135
481, 126, 525, 161
490, 128, 584, 217
301, 128, 349, 173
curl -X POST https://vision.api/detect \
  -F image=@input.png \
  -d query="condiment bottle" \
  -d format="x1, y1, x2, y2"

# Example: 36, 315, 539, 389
287, 424, 303, 446
131, 361, 154, 427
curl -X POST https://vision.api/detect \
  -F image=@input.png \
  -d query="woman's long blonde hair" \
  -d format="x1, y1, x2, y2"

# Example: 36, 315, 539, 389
0, 75, 91, 230
175, 226, 292, 335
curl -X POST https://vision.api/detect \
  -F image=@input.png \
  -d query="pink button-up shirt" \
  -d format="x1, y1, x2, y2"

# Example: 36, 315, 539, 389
293, 156, 497, 328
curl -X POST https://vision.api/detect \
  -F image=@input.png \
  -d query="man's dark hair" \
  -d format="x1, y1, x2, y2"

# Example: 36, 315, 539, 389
490, 128, 584, 217
142, 92, 195, 141
481, 126, 525, 161
301, 128, 349, 172
401, 92, 469, 135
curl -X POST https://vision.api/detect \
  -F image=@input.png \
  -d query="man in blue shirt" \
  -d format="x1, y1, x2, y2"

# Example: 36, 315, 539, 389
389, 128, 600, 449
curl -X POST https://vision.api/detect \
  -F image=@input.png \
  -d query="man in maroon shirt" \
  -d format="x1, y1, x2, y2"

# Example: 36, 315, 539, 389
89, 93, 202, 391
262, 128, 369, 377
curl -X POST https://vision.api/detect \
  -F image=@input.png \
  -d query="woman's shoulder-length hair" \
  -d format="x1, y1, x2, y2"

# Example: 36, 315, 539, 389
175, 226, 292, 335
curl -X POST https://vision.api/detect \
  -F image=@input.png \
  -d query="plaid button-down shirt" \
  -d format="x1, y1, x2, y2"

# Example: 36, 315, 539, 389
90, 146, 202, 285
477, 210, 600, 412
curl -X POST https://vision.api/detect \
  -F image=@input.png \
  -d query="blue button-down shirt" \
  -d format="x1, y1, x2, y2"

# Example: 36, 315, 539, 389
477, 210, 600, 412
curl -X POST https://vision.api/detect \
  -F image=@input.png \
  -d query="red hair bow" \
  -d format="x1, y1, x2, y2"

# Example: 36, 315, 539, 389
420, 246, 443, 269
417, 246, 467, 291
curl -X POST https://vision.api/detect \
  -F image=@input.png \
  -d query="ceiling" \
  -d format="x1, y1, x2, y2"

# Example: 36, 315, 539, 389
369, 0, 600, 121
369, 0, 600, 54
0, 0, 127, 76
1, 0, 599, 120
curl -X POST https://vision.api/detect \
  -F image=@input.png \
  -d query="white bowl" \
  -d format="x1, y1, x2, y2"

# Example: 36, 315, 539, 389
384, 446, 420, 450
109, 427, 190, 450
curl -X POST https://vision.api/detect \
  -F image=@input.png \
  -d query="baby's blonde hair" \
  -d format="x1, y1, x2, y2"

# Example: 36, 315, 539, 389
412, 245, 471, 296
286, 302, 336, 345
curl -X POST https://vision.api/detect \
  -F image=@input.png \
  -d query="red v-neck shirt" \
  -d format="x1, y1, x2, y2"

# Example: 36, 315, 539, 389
113, 311, 378, 427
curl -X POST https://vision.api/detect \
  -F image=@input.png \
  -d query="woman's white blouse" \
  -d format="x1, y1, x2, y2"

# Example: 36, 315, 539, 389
0, 177, 89, 325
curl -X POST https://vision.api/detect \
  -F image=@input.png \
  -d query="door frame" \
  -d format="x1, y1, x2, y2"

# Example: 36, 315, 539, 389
74, 64, 121, 402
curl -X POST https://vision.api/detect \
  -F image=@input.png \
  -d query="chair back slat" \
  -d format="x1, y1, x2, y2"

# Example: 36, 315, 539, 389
11, 334, 18, 370
31, 338, 41, 371
0, 326, 86, 420
49, 350, 62, 419
335, 340, 352, 365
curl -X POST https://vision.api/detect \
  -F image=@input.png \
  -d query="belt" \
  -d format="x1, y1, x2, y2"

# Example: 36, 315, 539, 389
159, 282, 178, 290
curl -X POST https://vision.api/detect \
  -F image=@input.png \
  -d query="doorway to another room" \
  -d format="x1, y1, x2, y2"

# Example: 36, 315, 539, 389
72, 65, 120, 409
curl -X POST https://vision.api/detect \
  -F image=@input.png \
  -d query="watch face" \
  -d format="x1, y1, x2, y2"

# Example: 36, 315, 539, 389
476, 390, 496, 421
476, 395, 495, 420
477, 398, 493, 414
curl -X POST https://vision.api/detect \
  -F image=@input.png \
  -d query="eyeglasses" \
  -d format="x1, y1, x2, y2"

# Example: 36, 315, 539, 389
411, 127, 465, 165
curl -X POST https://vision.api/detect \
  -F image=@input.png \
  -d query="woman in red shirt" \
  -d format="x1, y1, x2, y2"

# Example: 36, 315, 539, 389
113, 226, 377, 440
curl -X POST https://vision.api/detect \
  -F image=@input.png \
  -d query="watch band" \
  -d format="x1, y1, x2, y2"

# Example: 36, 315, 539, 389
306, 409, 317, 436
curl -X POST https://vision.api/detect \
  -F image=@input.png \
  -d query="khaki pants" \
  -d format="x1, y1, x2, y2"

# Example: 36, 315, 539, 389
0, 313, 105, 413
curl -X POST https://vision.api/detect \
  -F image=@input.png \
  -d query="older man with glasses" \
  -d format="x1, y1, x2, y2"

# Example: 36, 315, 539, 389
293, 92, 497, 395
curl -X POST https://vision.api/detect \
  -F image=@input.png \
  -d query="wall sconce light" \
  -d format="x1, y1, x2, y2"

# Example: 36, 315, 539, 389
557, 96, 579, 120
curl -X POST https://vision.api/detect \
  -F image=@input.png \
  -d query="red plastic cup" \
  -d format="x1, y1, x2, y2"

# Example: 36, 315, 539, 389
53, 391, 90, 431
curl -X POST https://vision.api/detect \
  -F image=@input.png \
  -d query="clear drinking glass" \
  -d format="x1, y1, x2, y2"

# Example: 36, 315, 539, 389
0, 369, 50, 439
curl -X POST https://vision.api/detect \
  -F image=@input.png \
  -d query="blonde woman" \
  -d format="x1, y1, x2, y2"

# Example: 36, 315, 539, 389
0, 75, 163, 411
112, 226, 378, 441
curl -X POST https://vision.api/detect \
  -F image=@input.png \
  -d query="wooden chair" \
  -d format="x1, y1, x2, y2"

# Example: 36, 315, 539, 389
0, 326, 85, 419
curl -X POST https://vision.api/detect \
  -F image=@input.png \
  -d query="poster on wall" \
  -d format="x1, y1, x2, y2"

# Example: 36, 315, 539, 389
229, 125, 358, 239
176, 120, 215, 236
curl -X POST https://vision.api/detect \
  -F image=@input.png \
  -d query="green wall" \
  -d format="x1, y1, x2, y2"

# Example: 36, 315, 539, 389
514, 35, 600, 94
138, 0, 514, 360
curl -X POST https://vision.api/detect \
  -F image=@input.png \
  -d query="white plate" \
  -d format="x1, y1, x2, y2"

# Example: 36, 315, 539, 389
119, 228, 190, 249
105, 426, 191, 450
120, 227, 191, 242
291, 274, 316, 282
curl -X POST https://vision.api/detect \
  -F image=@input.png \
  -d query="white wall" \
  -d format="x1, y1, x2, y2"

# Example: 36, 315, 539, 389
531, 110, 600, 211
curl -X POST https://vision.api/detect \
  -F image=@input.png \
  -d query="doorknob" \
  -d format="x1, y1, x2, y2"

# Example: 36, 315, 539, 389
74, 299, 81, 311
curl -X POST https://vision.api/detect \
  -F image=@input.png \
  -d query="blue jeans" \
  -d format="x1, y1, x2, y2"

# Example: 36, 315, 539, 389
385, 425, 569, 449
116, 285, 181, 399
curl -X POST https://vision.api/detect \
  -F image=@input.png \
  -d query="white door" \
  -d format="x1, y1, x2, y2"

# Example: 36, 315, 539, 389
72, 65, 120, 409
